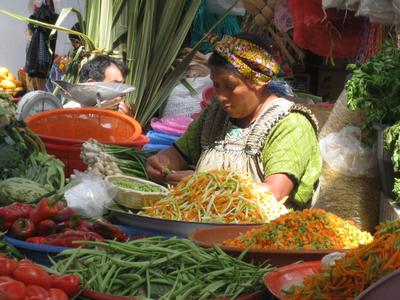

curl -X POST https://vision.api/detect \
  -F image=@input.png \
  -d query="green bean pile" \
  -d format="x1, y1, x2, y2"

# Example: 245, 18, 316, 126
112, 178, 164, 193
51, 237, 273, 299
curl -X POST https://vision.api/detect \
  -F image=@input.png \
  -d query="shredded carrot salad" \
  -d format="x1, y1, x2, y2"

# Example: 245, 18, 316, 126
223, 209, 373, 250
284, 220, 400, 300
139, 170, 288, 223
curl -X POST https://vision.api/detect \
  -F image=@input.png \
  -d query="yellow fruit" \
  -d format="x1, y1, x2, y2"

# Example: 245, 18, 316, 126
7, 73, 15, 82
14, 87, 23, 92
0, 67, 8, 76
1, 79, 16, 90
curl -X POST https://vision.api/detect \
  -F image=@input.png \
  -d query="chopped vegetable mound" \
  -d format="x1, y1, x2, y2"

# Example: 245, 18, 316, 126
284, 219, 400, 299
139, 169, 288, 223
223, 209, 373, 250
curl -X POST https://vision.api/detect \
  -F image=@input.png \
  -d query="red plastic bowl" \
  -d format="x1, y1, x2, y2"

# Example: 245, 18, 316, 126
264, 261, 321, 299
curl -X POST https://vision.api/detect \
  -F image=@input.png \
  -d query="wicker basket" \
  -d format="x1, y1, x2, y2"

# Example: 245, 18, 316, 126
106, 175, 169, 209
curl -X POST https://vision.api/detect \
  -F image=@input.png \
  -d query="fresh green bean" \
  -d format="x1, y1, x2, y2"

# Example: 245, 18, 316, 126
52, 238, 274, 299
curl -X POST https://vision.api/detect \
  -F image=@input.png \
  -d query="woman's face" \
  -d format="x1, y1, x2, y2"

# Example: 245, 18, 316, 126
210, 66, 262, 120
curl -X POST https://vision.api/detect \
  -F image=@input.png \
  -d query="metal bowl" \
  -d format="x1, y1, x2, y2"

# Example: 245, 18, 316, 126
106, 205, 261, 238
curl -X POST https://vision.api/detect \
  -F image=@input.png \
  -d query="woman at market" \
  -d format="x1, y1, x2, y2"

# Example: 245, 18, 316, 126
146, 33, 322, 208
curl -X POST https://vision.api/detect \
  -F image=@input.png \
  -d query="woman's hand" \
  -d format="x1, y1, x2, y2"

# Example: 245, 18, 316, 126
146, 147, 189, 184
146, 153, 171, 183
165, 170, 194, 186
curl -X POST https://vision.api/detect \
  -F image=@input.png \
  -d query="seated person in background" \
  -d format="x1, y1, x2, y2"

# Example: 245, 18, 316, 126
146, 33, 322, 209
64, 55, 134, 115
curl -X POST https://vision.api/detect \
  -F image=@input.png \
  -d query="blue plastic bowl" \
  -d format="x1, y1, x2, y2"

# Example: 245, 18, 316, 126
4, 225, 176, 266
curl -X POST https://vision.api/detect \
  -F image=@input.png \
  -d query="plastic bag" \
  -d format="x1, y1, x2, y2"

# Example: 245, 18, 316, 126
64, 171, 117, 217
147, 130, 180, 145
151, 115, 193, 136
319, 126, 377, 177
161, 76, 213, 117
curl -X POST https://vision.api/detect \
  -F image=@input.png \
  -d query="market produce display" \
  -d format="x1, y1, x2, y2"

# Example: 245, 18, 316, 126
0, 198, 128, 247
51, 237, 274, 299
283, 219, 400, 299
139, 170, 288, 223
0, 255, 80, 299
81, 138, 150, 179
223, 209, 373, 250
346, 40, 400, 144
0, 94, 64, 193
0, 66, 24, 96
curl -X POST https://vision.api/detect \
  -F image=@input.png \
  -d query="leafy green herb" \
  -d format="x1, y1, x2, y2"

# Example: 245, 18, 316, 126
346, 40, 400, 144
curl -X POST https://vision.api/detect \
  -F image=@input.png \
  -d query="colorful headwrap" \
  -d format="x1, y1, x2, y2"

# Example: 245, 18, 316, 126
209, 35, 280, 86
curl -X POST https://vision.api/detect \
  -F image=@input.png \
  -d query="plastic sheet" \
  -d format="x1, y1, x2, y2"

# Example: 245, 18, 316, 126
150, 115, 193, 136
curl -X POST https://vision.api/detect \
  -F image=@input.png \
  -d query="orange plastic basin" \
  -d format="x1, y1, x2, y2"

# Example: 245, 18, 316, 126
26, 108, 147, 176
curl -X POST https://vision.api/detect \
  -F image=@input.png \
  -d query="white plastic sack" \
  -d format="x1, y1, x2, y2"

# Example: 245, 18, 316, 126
322, 0, 360, 9
161, 76, 213, 118
64, 171, 117, 217
357, 0, 397, 24
319, 126, 377, 177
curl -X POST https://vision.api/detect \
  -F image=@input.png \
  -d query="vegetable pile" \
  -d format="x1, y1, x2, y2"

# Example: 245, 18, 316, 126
346, 40, 400, 144
0, 255, 80, 299
223, 209, 373, 250
139, 170, 288, 223
0, 198, 128, 247
384, 123, 400, 202
284, 219, 400, 299
0, 93, 64, 202
51, 237, 273, 299
81, 138, 150, 179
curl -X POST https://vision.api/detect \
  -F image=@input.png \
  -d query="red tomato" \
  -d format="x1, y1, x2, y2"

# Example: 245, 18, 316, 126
17, 259, 34, 266
0, 257, 17, 276
12, 265, 51, 290
51, 274, 80, 297
47, 288, 68, 300
0, 276, 15, 283
0, 280, 26, 300
25, 285, 49, 299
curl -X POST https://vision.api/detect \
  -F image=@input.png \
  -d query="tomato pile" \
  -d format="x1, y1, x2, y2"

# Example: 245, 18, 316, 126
0, 198, 128, 247
0, 255, 80, 300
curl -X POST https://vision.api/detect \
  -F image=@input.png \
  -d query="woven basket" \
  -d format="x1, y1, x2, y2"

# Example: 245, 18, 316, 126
106, 175, 169, 209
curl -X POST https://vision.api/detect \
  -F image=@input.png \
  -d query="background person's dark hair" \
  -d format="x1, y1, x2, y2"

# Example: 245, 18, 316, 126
79, 55, 128, 82
208, 32, 272, 75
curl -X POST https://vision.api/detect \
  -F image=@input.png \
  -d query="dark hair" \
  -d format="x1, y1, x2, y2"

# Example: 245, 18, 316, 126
208, 32, 272, 73
68, 22, 82, 44
79, 55, 128, 83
